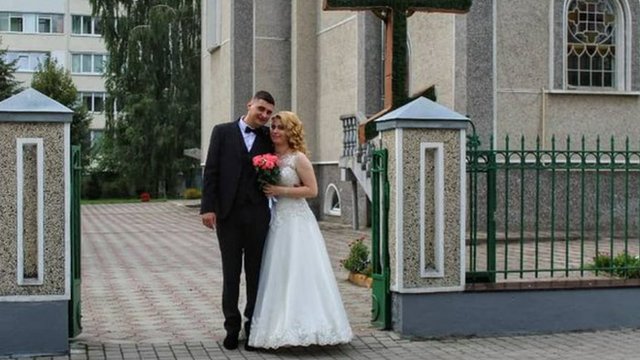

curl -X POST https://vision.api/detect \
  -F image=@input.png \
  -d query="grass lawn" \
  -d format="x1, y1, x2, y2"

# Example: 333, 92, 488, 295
81, 198, 170, 205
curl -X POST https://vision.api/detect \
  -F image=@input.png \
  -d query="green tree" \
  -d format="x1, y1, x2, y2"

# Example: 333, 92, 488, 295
31, 57, 92, 158
0, 41, 21, 100
91, 0, 201, 197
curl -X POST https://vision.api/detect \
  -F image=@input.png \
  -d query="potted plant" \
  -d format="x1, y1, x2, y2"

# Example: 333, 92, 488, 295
341, 237, 373, 288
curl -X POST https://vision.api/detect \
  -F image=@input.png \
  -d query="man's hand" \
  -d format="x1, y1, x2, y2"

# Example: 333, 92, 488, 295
202, 212, 217, 229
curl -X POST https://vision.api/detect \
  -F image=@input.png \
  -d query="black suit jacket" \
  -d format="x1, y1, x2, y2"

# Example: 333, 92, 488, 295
201, 119, 273, 219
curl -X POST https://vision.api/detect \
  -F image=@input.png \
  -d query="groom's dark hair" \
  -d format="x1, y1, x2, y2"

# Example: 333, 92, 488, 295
253, 90, 275, 106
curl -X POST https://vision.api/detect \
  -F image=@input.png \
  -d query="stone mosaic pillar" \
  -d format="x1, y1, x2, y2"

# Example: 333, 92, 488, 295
0, 89, 73, 356
374, 97, 468, 334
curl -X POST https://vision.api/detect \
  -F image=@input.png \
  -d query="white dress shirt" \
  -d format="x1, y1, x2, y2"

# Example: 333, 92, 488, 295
239, 117, 257, 151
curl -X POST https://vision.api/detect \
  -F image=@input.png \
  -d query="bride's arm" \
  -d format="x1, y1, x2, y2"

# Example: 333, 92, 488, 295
263, 153, 318, 198
289, 154, 318, 198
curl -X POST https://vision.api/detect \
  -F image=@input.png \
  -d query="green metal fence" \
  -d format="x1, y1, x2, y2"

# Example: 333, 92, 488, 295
69, 145, 82, 337
467, 135, 640, 283
371, 149, 390, 329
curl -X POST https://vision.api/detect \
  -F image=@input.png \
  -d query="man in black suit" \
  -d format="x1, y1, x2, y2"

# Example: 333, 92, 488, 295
201, 91, 275, 350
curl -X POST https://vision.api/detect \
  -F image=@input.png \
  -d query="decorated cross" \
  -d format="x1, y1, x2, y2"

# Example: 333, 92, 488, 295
324, 0, 472, 139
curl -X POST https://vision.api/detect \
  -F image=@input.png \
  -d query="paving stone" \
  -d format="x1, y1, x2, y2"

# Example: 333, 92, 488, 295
0, 202, 613, 359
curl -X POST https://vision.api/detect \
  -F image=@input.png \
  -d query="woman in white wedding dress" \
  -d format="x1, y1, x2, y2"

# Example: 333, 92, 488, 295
248, 111, 353, 349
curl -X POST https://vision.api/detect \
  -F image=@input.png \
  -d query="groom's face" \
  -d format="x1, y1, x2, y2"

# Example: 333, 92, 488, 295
245, 98, 274, 128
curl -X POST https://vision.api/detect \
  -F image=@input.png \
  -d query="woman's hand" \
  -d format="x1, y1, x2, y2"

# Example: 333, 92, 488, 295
264, 184, 282, 197
264, 184, 292, 197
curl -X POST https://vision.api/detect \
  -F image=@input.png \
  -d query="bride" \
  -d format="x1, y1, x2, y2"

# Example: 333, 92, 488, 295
248, 111, 353, 349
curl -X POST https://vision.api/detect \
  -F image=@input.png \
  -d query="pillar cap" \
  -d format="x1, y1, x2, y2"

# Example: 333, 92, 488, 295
375, 97, 469, 131
0, 88, 73, 123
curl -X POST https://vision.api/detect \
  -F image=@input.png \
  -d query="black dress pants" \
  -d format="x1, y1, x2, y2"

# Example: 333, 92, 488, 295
216, 201, 270, 335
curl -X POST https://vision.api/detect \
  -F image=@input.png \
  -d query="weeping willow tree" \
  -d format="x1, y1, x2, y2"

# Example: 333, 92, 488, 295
90, 0, 201, 197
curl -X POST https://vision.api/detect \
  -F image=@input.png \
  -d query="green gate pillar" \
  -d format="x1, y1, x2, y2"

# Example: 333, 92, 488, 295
374, 97, 469, 335
0, 89, 74, 356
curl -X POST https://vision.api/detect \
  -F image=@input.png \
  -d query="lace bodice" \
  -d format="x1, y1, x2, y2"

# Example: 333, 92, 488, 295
272, 152, 314, 227
277, 152, 301, 187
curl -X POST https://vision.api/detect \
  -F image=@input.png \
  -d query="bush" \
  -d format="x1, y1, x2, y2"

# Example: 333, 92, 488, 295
590, 252, 640, 279
80, 171, 136, 200
341, 237, 371, 276
101, 178, 130, 198
81, 174, 102, 199
140, 192, 151, 202
184, 187, 202, 199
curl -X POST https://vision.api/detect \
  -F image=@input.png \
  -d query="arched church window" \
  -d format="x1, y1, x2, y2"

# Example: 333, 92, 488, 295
323, 184, 341, 217
565, 0, 626, 89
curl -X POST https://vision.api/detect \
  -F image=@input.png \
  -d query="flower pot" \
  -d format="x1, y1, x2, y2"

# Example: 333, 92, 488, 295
348, 272, 372, 288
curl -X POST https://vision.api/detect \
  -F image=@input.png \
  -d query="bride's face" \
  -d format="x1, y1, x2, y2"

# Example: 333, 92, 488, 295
270, 118, 288, 146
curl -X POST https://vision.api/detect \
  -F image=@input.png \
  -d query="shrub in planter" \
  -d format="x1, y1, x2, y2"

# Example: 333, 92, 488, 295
183, 187, 202, 199
341, 237, 371, 276
590, 253, 640, 278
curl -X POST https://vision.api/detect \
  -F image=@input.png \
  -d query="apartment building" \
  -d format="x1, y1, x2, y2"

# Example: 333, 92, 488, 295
0, 0, 107, 144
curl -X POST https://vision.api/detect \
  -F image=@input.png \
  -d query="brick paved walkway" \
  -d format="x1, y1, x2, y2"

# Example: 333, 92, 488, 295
4, 202, 640, 359
77, 202, 372, 343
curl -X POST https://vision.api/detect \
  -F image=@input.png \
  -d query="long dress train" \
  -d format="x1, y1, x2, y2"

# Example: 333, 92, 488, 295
248, 152, 353, 348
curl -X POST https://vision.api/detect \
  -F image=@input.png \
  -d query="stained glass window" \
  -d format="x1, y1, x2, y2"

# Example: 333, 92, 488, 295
566, 0, 617, 88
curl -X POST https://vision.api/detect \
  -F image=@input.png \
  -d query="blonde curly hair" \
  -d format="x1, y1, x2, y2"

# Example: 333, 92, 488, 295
271, 111, 309, 156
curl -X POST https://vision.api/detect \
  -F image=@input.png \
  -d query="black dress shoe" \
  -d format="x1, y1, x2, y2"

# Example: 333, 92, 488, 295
244, 342, 257, 352
223, 333, 239, 350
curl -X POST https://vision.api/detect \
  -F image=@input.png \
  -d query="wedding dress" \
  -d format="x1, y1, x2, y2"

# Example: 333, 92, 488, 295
248, 152, 353, 349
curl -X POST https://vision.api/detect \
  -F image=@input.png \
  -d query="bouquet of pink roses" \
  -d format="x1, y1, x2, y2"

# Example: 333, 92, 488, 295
252, 153, 280, 189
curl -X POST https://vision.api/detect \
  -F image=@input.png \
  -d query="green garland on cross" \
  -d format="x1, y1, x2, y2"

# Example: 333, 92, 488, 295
324, 0, 472, 140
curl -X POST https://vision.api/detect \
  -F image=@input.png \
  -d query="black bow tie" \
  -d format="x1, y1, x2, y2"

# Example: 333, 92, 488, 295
244, 126, 259, 134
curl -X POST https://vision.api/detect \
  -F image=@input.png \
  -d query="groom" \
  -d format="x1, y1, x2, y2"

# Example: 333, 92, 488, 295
201, 90, 275, 350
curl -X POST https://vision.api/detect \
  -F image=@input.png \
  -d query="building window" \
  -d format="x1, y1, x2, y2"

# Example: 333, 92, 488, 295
566, 0, 626, 89
0, 14, 24, 32
3, 51, 48, 72
10, 15, 23, 32
90, 130, 104, 145
0, 13, 63, 33
72, 15, 101, 35
46, 14, 64, 33
38, 16, 51, 33
72, 53, 108, 74
323, 184, 341, 217
79, 92, 107, 113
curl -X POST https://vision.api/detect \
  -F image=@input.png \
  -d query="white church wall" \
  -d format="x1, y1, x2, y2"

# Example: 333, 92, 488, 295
201, 0, 232, 160
292, 2, 319, 160
496, 92, 543, 148
545, 94, 640, 147
494, 0, 551, 147
466, 0, 496, 141
493, 0, 640, 149
408, 13, 456, 109
254, 1, 291, 111
454, 15, 468, 116
496, 0, 549, 90
317, 11, 358, 162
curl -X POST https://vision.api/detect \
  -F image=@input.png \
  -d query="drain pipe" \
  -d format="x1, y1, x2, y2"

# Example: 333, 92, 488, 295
541, 88, 548, 149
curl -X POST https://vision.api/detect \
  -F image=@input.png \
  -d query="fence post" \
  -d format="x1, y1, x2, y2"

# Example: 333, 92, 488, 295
0, 89, 74, 356
486, 150, 497, 283
374, 97, 469, 336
